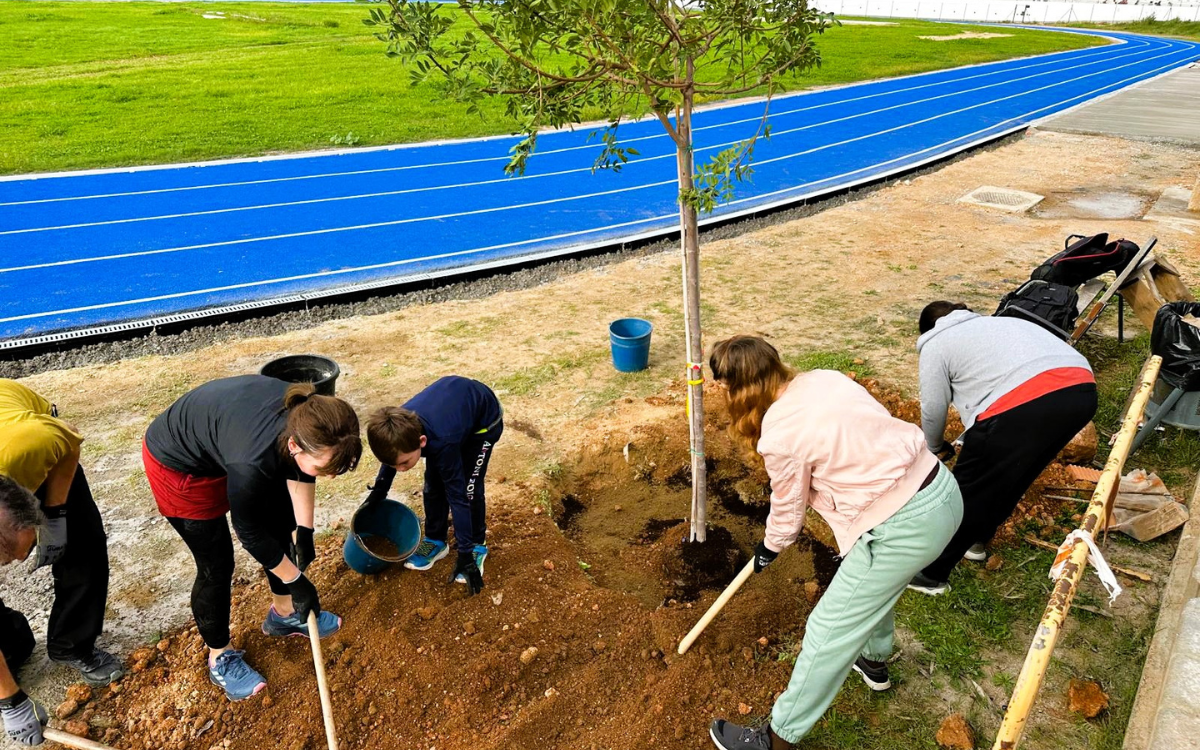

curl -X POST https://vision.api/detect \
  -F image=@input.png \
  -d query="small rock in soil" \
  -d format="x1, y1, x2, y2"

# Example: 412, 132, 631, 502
157, 639, 171, 652
66, 684, 92, 704
935, 714, 975, 749
520, 647, 539, 665
737, 703, 752, 716
1068, 679, 1109, 718
417, 606, 437, 621
592, 641, 607, 654
544, 688, 559, 699
56, 699, 80, 720
464, 621, 477, 635
757, 637, 769, 647
543, 560, 555, 571
804, 581, 820, 604
985, 554, 1004, 571
64, 720, 90, 738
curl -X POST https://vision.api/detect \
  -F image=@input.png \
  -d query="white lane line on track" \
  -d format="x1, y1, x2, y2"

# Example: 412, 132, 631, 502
0, 34, 1160, 208
0, 214, 672, 324
6, 44, 1194, 326
0, 178, 676, 274
4, 37, 1190, 271
2, 36, 1174, 235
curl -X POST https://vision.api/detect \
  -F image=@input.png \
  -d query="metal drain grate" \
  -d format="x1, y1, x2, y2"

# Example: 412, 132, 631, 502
958, 185, 1044, 213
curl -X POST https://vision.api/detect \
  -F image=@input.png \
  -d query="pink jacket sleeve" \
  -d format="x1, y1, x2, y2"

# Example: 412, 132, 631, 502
759, 439, 812, 553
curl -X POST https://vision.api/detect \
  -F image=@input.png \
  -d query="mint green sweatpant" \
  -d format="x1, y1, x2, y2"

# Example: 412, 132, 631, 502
770, 463, 963, 743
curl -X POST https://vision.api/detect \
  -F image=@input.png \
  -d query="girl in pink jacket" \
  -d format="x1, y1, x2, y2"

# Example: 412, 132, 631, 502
706, 336, 963, 750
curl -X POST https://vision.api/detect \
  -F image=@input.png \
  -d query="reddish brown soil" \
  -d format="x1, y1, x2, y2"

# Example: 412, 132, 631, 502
85, 376, 1078, 750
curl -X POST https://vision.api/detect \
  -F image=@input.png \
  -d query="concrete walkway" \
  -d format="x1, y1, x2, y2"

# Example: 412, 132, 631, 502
1125, 478, 1200, 749
1044, 62, 1200, 146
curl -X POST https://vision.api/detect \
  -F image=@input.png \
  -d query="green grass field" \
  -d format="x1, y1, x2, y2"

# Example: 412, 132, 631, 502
0, 2, 1105, 175
1074, 18, 1200, 42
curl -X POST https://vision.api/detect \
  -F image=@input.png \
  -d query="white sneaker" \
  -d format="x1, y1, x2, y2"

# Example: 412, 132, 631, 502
963, 543, 988, 562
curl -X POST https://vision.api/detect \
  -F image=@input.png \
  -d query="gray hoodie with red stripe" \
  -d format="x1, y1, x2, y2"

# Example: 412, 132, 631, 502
917, 310, 1092, 451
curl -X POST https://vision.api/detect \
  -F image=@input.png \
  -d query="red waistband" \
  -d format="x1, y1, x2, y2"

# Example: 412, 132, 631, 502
978, 367, 1095, 421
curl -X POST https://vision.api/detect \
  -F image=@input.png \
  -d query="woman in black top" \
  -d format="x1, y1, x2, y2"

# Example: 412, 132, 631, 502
143, 375, 361, 702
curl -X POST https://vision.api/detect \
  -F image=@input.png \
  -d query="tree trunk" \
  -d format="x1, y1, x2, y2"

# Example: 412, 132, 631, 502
676, 72, 708, 544
1189, 173, 1200, 213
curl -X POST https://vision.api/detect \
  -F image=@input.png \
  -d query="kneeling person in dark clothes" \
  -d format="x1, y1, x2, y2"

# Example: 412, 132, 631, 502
0, 379, 122, 700
908, 301, 1098, 595
143, 376, 362, 701
366, 376, 503, 596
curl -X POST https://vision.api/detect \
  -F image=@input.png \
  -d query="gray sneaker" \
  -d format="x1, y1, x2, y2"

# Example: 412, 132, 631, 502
963, 543, 988, 562
906, 572, 949, 596
52, 648, 125, 687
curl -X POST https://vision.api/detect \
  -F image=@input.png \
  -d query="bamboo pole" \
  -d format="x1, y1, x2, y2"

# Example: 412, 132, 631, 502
993, 356, 1161, 750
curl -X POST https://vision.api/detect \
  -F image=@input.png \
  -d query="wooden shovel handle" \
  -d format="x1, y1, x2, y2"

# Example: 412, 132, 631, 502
677, 559, 756, 655
44, 727, 117, 750
308, 611, 339, 750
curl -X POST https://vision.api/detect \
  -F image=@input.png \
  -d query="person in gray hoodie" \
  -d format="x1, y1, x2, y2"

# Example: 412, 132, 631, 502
908, 301, 1097, 595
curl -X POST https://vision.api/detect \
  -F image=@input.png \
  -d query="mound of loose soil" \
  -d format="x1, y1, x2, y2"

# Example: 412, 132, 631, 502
90, 375, 1077, 750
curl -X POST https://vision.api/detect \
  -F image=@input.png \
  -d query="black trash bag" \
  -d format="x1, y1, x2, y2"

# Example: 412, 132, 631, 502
1030, 233, 1139, 288
1151, 302, 1200, 391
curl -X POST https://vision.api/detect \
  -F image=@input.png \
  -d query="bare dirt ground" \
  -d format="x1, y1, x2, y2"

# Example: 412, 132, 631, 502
3, 127, 1198, 749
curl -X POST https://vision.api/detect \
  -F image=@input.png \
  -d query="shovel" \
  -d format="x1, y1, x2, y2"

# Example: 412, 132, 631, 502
308, 611, 339, 750
677, 559, 756, 655
44, 727, 119, 750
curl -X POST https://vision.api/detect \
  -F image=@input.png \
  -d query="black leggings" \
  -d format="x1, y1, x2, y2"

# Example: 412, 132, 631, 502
167, 516, 293, 649
923, 383, 1097, 582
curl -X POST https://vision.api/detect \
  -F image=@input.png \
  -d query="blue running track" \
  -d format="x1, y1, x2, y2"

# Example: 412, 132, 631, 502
1, 27, 1197, 346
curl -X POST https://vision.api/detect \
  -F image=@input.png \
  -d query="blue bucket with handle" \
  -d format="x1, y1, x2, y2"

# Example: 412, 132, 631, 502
609, 318, 653, 373
342, 498, 423, 574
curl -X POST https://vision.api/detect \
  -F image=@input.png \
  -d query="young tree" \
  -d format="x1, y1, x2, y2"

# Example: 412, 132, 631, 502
366, 0, 831, 543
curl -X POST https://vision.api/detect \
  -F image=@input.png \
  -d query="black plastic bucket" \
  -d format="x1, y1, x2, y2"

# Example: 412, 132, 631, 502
260, 355, 341, 396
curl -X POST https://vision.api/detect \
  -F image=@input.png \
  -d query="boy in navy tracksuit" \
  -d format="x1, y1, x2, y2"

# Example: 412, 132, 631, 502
366, 377, 502, 595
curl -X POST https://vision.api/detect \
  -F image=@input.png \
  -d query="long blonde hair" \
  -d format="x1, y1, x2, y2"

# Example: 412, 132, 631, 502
709, 335, 795, 461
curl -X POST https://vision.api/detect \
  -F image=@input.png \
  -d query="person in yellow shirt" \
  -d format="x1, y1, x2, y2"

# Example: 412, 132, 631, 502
0, 380, 121, 745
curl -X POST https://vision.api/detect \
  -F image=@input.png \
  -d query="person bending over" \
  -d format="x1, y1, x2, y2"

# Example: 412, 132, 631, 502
0, 379, 122, 693
705, 336, 963, 750
143, 375, 361, 701
908, 301, 1097, 596
366, 376, 502, 596
0, 477, 52, 745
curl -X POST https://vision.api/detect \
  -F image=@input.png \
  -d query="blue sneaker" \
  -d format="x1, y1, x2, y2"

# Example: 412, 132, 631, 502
454, 544, 488, 584
261, 606, 342, 639
404, 538, 449, 571
208, 650, 266, 702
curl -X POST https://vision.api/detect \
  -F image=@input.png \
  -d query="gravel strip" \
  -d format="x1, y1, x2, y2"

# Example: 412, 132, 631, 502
1, 132, 1022, 379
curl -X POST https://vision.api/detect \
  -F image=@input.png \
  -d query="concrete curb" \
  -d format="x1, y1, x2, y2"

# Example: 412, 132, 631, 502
1123, 475, 1200, 750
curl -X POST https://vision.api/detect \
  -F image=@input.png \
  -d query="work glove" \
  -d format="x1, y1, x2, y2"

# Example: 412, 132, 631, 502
294, 526, 316, 572
285, 574, 321, 621
753, 540, 779, 574
450, 551, 484, 596
934, 441, 957, 465
364, 486, 388, 507
1, 691, 48, 746
34, 506, 68, 570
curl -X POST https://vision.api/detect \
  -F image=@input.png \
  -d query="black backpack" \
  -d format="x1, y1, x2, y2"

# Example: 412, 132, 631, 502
994, 280, 1079, 340
1030, 233, 1139, 288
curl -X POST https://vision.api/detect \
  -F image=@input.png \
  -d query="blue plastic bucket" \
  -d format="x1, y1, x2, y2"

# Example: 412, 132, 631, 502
609, 318, 653, 373
342, 499, 423, 575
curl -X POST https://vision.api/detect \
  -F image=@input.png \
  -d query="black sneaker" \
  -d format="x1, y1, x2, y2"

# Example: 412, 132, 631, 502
851, 656, 892, 691
52, 648, 125, 687
906, 572, 949, 596
710, 719, 789, 750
